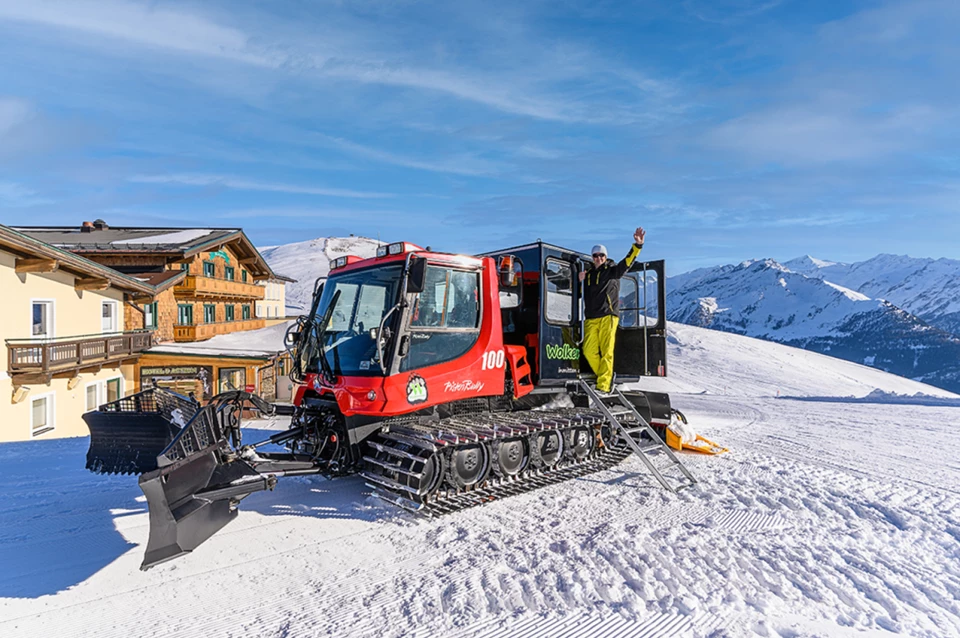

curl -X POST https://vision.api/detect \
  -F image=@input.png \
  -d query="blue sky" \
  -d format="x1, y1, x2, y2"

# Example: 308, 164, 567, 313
0, 0, 957, 274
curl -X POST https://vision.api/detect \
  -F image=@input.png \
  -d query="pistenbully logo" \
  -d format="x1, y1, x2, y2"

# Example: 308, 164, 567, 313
406, 373, 428, 404
444, 380, 485, 393
545, 343, 580, 360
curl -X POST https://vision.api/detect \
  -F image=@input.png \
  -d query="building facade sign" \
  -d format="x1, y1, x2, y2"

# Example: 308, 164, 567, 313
140, 365, 213, 400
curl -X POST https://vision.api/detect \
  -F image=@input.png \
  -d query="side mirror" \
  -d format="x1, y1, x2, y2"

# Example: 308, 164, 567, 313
498, 255, 519, 287
284, 330, 300, 347
407, 256, 427, 293
497, 255, 522, 309
368, 327, 378, 342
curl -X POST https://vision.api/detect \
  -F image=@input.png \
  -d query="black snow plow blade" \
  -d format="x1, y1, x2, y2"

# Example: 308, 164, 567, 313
85, 388, 310, 569
138, 439, 272, 569
134, 392, 276, 570
84, 389, 198, 475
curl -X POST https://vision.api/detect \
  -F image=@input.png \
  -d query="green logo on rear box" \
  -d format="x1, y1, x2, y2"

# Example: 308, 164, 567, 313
545, 344, 580, 360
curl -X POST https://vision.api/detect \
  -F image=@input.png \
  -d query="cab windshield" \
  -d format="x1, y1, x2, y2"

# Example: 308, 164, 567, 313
307, 264, 404, 376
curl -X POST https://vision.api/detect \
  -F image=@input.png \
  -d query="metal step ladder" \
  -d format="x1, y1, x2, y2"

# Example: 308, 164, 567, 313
578, 380, 697, 493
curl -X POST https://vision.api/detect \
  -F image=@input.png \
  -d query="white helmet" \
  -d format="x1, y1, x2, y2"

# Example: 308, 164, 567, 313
591, 244, 607, 256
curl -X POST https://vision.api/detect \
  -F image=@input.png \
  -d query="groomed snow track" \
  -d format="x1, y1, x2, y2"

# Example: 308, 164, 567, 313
361, 407, 637, 515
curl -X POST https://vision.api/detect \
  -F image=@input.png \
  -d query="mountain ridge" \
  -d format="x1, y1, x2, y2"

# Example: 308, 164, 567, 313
260, 236, 383, 313
668, 254, 960, 393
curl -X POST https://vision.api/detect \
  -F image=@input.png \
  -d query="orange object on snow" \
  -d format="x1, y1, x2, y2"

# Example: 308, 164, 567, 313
665, 411, 728, 455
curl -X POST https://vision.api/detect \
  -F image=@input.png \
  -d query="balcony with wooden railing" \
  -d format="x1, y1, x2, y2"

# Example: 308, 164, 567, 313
173, 318, 267, 342
174, 275, 265, 300
6, 330, 153, 385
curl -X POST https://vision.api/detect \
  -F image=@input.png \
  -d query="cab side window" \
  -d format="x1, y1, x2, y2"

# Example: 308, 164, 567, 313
544, 259, 573, 324
619, 276, 639, 328
402, 266, 480, 372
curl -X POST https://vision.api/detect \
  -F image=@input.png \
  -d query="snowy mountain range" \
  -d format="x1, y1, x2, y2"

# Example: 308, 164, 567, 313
783, 254, 960, 336
260, 236, 384, 313
668, 255, 960, 394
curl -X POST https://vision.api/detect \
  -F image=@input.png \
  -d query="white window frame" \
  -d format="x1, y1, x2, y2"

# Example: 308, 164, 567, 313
101, 300, 119, 334
30, 391, 55, 437
85, 375, 124, 412
86, 381, 103, 412
31, 298, 56, 339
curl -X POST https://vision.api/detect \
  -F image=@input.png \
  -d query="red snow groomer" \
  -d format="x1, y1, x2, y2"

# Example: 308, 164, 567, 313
85, 240, 693, 569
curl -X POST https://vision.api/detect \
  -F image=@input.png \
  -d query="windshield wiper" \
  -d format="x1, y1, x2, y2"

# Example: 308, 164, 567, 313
376, 303, 400, 375
314, 289, 342, 385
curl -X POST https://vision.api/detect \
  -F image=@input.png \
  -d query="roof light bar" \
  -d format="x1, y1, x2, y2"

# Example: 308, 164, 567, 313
375, 242, 425, 258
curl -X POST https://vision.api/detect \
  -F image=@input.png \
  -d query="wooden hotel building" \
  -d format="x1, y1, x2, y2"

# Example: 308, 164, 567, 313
7, 221, 296, 438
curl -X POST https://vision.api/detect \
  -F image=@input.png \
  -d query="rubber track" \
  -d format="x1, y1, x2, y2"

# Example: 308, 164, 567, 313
363, 407, 635, 516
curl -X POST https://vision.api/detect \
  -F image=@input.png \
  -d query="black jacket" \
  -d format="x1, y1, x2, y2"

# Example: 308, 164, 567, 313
583, 243, 643, 319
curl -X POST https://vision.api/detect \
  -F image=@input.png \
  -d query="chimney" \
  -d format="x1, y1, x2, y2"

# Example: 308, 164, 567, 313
81, 221, 95, 233
93, 219, 109, 230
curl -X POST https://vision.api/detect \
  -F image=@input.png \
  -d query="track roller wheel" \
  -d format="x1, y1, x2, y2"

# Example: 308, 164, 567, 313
564, 426, 595, 461
445, 442, 490, 489
492, 438, 529, 478
412, 450, 444, 496
599, 422, 620, 448
530, 430, 564, 469
374, 442, 444, 497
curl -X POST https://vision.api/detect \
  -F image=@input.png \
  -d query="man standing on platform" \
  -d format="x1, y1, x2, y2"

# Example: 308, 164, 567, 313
578, 227, 645, 393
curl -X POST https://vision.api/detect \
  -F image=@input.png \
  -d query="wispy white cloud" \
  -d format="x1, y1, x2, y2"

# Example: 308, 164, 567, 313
218, 207, 401, 220
313, 133, 502, 176
705, 103, 940, 164
128, 174, 393, 199
318, 61, 584, 123
516, 144, 565, 160
817, 0, 960, 52
0, 0, 274, 66
760, 211, 871, 228
0, 0, 679, 125
682, 0, 785, 25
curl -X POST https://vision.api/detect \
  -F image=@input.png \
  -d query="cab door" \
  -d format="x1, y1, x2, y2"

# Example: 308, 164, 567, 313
537, 250, 583, 384
613, 259, 668, 378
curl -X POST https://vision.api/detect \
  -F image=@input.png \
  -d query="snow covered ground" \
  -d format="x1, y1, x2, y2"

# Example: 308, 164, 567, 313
2, 323, 960, 637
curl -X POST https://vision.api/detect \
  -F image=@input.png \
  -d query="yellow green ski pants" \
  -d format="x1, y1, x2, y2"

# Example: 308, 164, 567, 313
583, 315, 619, 392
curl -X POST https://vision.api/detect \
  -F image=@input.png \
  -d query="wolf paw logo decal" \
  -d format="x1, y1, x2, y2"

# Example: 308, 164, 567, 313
406, 374, 428, 405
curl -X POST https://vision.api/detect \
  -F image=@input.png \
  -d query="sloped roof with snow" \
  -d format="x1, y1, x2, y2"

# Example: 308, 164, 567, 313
148, 320, 294, 359
17, 223, 284, 281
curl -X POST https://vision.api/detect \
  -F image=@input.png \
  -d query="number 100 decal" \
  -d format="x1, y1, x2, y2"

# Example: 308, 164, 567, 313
481, 350, 505, 370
